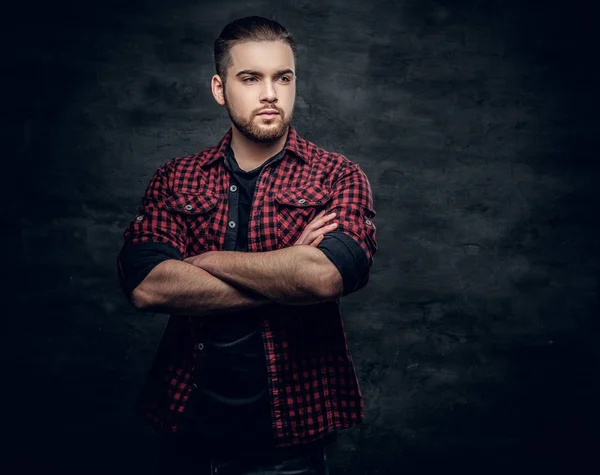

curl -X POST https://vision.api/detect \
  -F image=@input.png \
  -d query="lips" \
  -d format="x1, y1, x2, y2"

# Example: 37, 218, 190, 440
258, 110, 279, 115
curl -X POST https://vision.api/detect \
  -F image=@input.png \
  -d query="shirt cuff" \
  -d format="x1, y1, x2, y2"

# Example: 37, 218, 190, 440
316, 231, 370, 296
117, 241, 183, 297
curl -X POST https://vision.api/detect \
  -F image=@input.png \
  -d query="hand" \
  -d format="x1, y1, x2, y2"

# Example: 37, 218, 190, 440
293, 209, 338, 247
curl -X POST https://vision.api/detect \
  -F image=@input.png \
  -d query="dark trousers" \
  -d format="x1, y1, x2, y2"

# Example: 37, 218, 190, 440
157, 431, 331, 475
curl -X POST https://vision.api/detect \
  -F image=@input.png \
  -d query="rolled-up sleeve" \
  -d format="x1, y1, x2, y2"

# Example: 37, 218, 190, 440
317, 231, 370, 296
117, 242, 183, 298
321, 162, 378, 294
117, 161, 186, 298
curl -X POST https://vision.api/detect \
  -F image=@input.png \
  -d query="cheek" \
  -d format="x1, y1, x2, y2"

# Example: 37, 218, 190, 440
238, 96, 259, 117
282, 91, 296, 111
227, 88, 253, 112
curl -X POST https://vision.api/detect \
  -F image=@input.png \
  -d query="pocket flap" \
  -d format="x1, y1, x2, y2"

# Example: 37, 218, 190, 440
274, 186, 331, 207
165, 192, 218, 214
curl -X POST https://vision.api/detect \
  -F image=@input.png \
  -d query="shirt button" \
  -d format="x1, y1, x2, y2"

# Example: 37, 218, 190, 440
230, 185, 238, 192
298, 198, 307, 204
184, 204, 193, 211
197, 342, 204, 351
135, 215, 144, 221
365, 219, 373, 226
228, 221, 236, 229
192, 383, 198, 389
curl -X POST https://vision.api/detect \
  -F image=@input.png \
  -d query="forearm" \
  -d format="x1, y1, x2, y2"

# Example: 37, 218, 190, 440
188, 246, 342, 305
130, 259, 273, 317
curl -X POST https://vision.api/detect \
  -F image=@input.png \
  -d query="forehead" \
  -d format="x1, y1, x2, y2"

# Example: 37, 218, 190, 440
228, 41, 295, 74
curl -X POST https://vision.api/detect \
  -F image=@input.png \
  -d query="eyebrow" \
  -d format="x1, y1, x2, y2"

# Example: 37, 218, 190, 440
235, 68, 295, 78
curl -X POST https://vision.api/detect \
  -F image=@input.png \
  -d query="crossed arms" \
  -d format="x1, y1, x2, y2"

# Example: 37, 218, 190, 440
130, 244, 343, 317
125, 210, 346, 317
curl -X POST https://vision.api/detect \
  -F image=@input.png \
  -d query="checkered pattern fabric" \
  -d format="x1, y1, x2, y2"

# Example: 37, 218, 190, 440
121, 126, 378, 447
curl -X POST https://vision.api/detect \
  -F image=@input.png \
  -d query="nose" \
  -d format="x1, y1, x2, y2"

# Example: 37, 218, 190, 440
259, 80, 278, 102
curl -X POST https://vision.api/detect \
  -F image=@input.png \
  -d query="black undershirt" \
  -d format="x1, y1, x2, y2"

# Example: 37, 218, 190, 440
181, 146, 280, 449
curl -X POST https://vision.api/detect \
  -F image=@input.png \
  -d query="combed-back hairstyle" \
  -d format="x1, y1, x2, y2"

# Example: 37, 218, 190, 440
214, 16, 296, 86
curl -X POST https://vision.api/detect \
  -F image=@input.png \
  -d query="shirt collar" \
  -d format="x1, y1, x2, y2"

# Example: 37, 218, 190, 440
202, 125, 309, 168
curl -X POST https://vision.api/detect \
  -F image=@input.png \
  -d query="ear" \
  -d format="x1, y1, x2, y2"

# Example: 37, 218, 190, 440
211, 74, 225, 106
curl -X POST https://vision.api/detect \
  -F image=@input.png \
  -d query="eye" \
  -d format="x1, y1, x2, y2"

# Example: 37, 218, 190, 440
242, 77, 257, 83
279, 76, 291, 82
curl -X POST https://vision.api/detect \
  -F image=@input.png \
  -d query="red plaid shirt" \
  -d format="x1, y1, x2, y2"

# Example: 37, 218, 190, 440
120, 125, 378, 447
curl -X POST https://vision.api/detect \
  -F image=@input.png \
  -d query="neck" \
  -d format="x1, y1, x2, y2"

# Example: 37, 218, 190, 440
230, 126, 289, 168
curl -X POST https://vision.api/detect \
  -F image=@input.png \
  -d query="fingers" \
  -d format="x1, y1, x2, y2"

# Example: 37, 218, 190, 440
296, 221, 338, 247
310, 233, 325, 247
294, 209, 338, 247
306, 222, 338, 244
307, 211, 337, 231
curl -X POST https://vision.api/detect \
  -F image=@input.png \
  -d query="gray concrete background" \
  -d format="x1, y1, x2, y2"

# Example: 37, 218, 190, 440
5, 0, 599, 473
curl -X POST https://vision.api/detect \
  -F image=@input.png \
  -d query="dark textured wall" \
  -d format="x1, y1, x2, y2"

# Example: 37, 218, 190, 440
6, 0, 599, 473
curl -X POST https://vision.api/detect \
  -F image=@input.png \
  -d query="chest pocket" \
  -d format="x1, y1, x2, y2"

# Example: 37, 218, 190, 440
165, 192, 219, 255
273, 186, 332, 248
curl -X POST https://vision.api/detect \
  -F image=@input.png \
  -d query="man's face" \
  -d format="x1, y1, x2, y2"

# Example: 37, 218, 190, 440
215, 40, 296, 143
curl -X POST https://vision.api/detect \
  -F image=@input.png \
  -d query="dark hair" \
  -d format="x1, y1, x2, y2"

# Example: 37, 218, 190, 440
214, 16, 296, 85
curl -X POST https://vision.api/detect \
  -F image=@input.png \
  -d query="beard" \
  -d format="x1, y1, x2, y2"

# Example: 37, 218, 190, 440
223, 89, 293, 144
